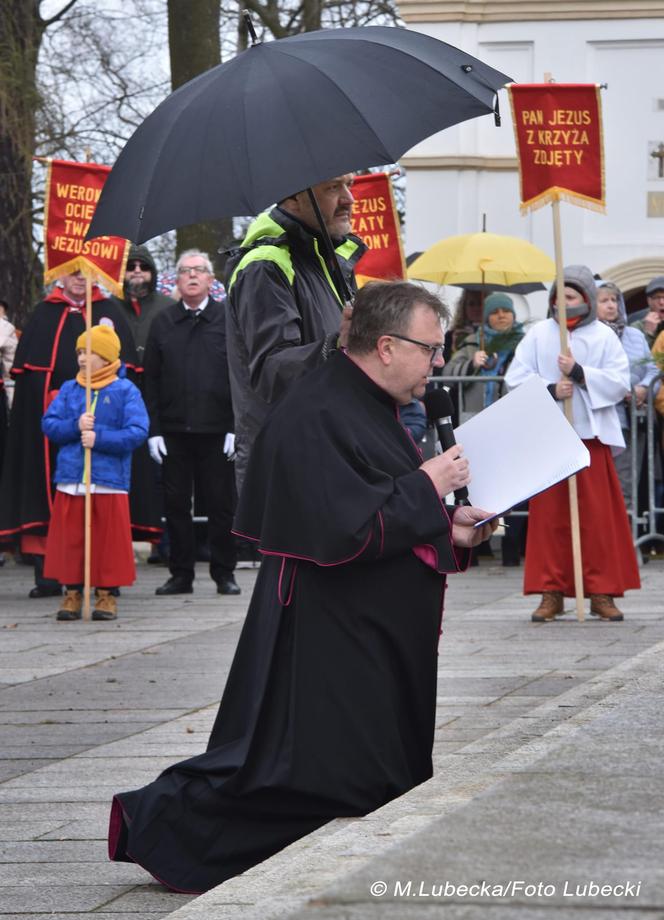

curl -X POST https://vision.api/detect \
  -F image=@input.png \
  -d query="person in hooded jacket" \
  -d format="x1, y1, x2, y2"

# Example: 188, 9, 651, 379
595, 280, 660, 506
505, 264, 640, 623
111, 244, 177, 365
444, 292, 525, 418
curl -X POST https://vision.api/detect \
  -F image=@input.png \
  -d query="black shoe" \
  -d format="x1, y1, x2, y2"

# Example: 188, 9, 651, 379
29, 584, 63, 599
155, 576, 193, 596
217, 575, 241, 596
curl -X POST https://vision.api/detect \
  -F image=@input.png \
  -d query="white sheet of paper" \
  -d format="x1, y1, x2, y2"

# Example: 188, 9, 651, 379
453, 375, 590, 525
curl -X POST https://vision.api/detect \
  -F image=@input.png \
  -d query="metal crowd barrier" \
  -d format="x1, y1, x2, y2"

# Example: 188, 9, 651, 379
633, 375, 664, 554
428, 372, 664, 554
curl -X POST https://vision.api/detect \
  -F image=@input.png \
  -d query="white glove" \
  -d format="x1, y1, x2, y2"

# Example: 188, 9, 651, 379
148, 435, 168, 465
223, 432, 236, 460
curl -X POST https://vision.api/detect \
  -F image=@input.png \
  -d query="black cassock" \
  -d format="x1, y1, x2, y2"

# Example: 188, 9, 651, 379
0, 292, 161, 543
109, 352, 467, 893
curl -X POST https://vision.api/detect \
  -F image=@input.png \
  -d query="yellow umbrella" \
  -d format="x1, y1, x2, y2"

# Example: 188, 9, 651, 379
407, 232, 556, 290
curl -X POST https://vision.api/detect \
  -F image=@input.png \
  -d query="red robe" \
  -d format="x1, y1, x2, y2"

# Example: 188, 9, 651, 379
524, 438, 640, 597
0, 288, 160, 544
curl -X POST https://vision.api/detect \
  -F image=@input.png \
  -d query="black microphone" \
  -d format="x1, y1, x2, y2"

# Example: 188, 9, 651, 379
423, 388, 469, 503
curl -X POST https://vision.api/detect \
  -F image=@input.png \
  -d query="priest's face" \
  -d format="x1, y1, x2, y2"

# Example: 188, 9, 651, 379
388, 304, 445, 404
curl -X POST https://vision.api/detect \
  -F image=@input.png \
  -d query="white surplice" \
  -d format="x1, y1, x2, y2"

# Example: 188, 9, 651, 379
505, 318, 630, 451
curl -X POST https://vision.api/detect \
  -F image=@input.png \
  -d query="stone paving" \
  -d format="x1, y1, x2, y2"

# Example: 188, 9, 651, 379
0, 551, 662, 919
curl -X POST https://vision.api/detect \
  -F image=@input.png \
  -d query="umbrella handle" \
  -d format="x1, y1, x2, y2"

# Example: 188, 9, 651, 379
306, 187, 352, 305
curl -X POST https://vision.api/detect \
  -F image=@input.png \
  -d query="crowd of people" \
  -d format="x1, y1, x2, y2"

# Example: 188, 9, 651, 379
441, 269, 664, 618
1, 172, 663, 891
0, 188, 662, 621
0, 175, 365, 618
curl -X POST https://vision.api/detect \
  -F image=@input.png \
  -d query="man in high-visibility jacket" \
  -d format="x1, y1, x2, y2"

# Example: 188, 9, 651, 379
225, 174, 365, 493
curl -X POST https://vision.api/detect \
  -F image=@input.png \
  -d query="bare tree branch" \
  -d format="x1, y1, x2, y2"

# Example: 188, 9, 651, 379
6, 0, 401, 322
40, 0, 79, 28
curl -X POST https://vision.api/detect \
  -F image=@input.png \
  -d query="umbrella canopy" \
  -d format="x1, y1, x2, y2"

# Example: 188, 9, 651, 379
88, 26, 511, 243
452, 280, 546, 295
406, 232, 556, 289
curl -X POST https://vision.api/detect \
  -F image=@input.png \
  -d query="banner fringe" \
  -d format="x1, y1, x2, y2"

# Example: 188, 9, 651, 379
44, 255, 125, 297
519, 187, 606, 216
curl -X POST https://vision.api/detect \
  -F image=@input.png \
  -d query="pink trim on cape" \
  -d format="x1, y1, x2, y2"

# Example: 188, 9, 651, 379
277, 557, 297, 606
411, 471, 463, 573
231, 526, 374, 568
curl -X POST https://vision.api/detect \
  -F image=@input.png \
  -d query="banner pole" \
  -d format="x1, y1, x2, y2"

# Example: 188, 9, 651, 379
552, 199, 585, 622
83, 277, 93, 622
479, 268, 486, 352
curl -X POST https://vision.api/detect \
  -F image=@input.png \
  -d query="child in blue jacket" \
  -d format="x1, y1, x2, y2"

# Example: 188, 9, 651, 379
42, 324, 148, 621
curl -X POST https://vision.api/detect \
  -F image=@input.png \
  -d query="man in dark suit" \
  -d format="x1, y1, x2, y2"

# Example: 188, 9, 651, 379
144, 250, 239, 596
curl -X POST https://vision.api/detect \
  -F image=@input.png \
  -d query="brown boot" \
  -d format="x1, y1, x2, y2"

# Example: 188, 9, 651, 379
56, 589, 82, 622
93, 589, 117, 621
590, 594, 624, 621
531, 591, 564, 622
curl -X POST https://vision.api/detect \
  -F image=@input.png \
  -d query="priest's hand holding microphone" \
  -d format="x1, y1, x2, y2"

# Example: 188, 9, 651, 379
419, 445, 470, 499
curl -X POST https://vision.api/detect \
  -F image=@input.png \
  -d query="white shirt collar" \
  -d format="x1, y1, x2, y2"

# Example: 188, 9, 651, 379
183, 296, 209, 312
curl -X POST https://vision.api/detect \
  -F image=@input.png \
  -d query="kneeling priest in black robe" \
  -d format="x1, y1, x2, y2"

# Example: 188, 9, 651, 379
108, 280, 497, 893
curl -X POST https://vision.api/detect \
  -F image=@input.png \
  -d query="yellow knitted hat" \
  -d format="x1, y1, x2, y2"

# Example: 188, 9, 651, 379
76, 324, 121, 363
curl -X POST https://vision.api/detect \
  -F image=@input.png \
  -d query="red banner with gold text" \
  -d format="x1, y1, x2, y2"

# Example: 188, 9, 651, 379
508, 84, 605, 214
350, 172, 405, 285
43, 159, 130, 295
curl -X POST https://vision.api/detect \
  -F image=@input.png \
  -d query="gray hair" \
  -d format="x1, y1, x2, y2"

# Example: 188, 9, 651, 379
347, 281, 448, 355
175, 249, 214, 274
597, 280, 621, 296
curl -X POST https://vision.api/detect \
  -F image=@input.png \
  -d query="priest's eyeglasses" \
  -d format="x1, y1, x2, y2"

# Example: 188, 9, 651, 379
387, 333, 444, 365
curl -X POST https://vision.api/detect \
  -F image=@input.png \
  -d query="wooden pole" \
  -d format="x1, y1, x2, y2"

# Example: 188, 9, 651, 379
552, 200, 585, 622
82, 276, 93, 622
479, 268, 486, 352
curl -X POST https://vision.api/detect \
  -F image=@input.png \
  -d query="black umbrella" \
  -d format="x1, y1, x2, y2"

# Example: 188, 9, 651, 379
89, 24, 511, 297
